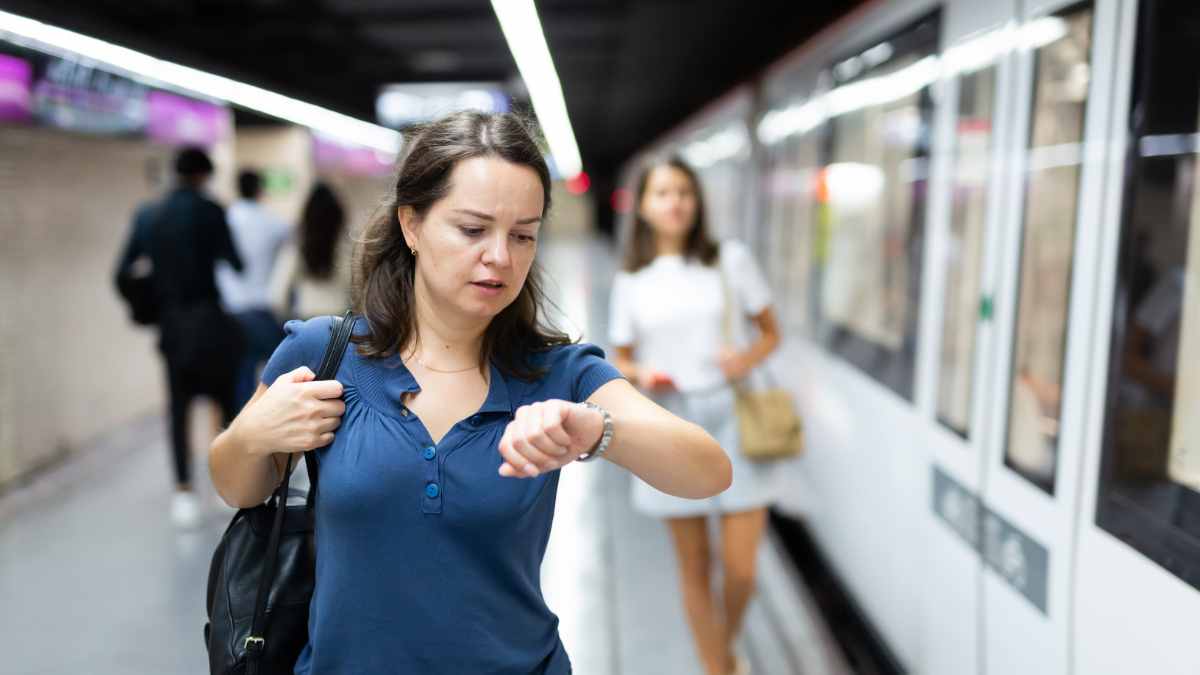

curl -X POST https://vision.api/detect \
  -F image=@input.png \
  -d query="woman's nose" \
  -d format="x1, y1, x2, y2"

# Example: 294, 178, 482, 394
482, 232, 511, 267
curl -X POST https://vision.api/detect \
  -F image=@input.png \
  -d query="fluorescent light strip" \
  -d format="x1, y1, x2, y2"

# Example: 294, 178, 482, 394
491, 0, 583, 178
757, 17, 1071, 146
0, 9, 400, 152
681, 125, 750, 169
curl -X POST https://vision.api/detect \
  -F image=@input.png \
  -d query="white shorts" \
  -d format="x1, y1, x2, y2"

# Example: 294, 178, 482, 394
631, 385, 781, 519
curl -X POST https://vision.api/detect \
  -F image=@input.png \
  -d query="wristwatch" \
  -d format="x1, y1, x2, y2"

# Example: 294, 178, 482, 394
576, 401, 613, 462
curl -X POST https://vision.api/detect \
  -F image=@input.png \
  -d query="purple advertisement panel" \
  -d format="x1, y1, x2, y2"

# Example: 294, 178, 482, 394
0, 54, 32, 122
313, 133, 394, 177
147, 90, 230, 147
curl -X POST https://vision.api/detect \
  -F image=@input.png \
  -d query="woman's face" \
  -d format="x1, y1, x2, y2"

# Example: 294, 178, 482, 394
400, 156, 544, 322
639, 165, 698, 241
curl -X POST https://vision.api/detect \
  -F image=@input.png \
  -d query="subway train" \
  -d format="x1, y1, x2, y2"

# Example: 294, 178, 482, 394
621, 0, 1200, 673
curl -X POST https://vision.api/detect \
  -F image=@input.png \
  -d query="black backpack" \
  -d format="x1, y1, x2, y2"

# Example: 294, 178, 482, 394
114, 209, 162, 326
204, 311, 354, 675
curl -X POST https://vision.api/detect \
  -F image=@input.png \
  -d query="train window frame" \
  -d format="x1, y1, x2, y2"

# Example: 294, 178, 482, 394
1000, 3, 1096, 496
812, 9, 942, 402
1095, 0, 1200, 591
936, 64, 1000, 439
759, 115, 822, 337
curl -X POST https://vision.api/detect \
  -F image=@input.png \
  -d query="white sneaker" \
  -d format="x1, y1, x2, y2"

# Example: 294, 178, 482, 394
171, 492, 202, 529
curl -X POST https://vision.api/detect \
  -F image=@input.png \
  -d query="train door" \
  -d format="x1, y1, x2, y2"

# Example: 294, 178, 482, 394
916, 0, 1019, 673
976, 0, 1122, 672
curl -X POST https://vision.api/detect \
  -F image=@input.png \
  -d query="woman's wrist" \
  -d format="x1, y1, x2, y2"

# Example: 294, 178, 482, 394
576, 401, 613, 462
225, 416, 265, 459
743, 347, 764, 370
744, 335, 777, 370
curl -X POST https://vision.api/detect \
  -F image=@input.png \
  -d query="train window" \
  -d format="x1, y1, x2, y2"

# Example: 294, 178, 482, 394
761, 125, 821, 335
681, 121, 754, 243
937, 66, 997, 438
815, 13, 940, 400
1097, 1, 1200, 590
1003, 6, 1093, 494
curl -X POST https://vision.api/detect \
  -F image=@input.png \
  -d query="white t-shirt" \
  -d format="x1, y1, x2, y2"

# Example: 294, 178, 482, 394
608, 240, 772, 392
216, 199, 291, 312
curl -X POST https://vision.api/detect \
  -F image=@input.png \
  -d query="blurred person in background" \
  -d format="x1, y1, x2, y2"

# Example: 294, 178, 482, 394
209, 111, 731, 674
269, 182, 352, 319
608, 156, 782, 675
114, 146, 245, 528
217, 169, 291, 411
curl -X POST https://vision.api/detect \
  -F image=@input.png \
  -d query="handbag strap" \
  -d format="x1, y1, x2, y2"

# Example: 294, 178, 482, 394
245, 310, 355, 672
304, 309, 356, 506
716, 251, 779, 391
717, 248, 736, 347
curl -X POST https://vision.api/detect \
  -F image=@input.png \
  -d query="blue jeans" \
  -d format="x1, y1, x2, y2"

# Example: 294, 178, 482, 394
233, 308, 285, 410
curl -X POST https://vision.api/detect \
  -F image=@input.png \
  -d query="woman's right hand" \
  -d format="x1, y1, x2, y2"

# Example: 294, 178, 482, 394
231, 366, 346, 456
635, 368, 676, 393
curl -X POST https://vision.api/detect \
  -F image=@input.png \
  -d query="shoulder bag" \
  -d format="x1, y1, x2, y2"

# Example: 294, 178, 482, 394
718, 261, 804, 461
204, 310, 355, 675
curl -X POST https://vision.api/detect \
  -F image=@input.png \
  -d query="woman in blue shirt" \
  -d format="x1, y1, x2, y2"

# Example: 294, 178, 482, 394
209, 111, 732, 674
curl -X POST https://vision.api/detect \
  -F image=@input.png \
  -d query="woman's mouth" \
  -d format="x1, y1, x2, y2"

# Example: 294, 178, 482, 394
471, 280, 506, 296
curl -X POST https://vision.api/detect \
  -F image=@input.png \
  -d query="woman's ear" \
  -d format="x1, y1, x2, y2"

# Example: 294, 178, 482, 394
398, 206, 419, 251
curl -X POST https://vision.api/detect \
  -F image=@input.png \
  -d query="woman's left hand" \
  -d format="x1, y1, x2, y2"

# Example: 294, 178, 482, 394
498, 400, 605, 477
717, 347, 755, 382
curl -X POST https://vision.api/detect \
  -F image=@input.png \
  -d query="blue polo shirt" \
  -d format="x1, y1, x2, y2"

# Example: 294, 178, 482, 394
260, 316, 622, 675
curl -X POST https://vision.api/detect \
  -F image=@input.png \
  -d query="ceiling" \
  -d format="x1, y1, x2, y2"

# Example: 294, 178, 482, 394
2, 0, 859, 188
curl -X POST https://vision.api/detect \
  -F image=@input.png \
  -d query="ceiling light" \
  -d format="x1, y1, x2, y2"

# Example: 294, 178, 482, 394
490, 0, 583, 178
758, 18, 1071, 146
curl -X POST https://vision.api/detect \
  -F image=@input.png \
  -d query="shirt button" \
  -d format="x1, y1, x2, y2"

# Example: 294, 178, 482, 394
400, 408, 409, 417
470, 415, 481, 425
425, 483, 440, 499
423, 446, 436, 461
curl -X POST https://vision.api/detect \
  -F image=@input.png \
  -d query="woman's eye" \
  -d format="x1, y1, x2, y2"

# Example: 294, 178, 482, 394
460, 227, 485, 237
512, 233, 537, 244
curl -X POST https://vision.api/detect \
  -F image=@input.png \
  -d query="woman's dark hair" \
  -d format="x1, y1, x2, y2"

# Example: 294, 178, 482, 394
352, 110, 570, 379
300, 183, 345, 280
622, 155, 718, 272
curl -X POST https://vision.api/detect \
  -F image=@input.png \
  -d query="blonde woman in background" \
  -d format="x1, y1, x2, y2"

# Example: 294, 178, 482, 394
608, 156, 783, 675
270, 182, 354, 319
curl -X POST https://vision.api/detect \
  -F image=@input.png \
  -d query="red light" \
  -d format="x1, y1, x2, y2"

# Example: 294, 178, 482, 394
565, 171, 590, 195
611, 187, 632, 213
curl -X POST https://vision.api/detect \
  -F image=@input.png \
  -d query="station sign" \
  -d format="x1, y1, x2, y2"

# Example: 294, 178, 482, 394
0, 45, 229, 146
376, 82, 508, 129
32, 56, 148, 134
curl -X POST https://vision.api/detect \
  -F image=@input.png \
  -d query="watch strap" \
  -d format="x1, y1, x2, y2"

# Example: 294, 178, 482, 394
576, 401, 613, 462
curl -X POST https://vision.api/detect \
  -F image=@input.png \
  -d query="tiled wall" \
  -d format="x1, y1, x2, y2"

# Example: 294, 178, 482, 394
0, 127, 234, 490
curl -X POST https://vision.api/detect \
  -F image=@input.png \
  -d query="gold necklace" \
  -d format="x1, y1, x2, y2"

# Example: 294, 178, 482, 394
410, 355, 478, 374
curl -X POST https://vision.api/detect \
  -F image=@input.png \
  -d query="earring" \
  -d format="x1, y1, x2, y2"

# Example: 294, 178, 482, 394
410, 247, 417, 257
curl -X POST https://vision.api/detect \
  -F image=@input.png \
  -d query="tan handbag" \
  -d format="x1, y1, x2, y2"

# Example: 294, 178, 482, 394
719, 261, 804, 461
